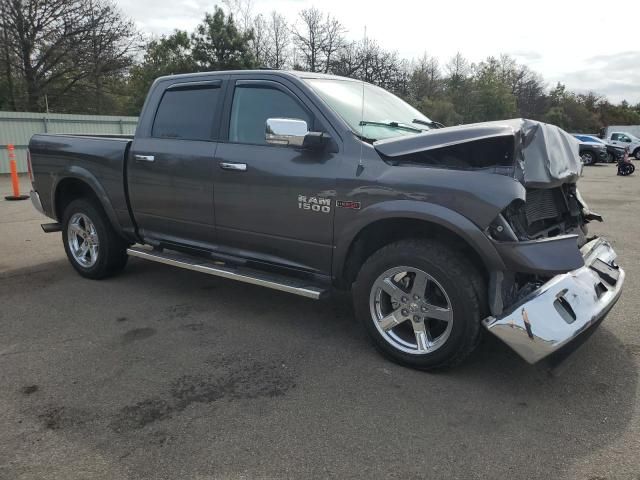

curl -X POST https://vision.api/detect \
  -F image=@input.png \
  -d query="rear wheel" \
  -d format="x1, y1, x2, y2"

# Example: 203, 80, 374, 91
353, 239, 485, 370
633, 148, 640, 160
618, 162, 636, 176
62, 198, 128, 279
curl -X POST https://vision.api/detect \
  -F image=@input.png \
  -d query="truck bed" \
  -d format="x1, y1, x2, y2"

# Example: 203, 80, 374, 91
29, 133, 134, 235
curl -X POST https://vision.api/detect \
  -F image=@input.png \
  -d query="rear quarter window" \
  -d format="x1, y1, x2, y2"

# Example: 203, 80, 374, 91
152, 86, 221, 141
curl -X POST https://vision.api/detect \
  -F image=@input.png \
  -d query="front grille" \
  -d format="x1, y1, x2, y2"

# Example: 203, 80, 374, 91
525, 188, 563, 224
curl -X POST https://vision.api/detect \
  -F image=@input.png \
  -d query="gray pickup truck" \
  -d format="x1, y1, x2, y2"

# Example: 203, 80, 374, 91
28, 70, 625, 370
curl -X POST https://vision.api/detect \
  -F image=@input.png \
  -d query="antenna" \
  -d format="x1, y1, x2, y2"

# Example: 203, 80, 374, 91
357, 24, 366, 175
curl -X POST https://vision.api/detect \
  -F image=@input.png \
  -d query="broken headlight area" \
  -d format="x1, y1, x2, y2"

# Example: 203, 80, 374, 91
484, 238, 624, 364
488, 183, 599, 246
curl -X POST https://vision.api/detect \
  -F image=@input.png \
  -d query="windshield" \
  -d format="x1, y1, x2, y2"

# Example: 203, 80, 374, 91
305, 78, 433, 141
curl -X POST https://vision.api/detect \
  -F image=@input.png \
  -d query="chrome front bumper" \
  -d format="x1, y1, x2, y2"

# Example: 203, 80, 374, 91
483, 237, 625, 364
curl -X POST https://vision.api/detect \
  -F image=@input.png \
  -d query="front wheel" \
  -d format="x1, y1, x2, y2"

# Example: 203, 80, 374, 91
581, 152, 595, 165
62, 198, 128, 279
353, 239, 486, 370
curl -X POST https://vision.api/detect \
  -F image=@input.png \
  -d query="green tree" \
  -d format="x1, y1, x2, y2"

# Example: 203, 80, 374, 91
417, 97, 463, 126
544, 83, 600, 132
469, 57, 517, 122
598, 100, 640, 127
127, 31, 197, 114
191, 7, 255, 71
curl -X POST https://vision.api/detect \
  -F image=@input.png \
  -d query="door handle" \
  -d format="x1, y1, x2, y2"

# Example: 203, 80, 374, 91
134, 154, 155, 162
219, 162, 247, 172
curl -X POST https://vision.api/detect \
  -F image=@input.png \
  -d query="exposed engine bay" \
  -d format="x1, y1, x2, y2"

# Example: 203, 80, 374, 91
374, 118, 600, 245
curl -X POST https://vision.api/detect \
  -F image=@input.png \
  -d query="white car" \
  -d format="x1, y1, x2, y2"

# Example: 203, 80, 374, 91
607, 131, 640, 159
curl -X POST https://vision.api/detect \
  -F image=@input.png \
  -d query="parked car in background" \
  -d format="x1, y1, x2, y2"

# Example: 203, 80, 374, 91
606, 131, 640, 159
573, 134, 622, 163
601, 125, 640, 142
572, 134, 608, 165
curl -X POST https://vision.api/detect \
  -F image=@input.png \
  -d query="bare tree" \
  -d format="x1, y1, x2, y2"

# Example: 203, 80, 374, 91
445, 52, 470, 79
85, 0, 139, 113
321, 16, 345, 73
292, 7, 324, 72
331, 39, 405, 92
292, 7, 345, 73
409, 53, 441, 102
0, 0, 137, 112
250, 13, 269, 67
0, 1, 16, 109
266, 11, 288, 69
222, 0, 254, 33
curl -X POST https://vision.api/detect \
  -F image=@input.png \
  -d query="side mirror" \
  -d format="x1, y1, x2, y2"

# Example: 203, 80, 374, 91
265, 118, 328, 149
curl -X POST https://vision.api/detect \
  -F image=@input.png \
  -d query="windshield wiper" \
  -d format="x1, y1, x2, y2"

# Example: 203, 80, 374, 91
412, 118, 445, 129
359, 120, 423, 133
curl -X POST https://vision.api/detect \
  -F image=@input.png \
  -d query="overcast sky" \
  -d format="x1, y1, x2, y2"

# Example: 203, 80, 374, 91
116, 0, 640, 104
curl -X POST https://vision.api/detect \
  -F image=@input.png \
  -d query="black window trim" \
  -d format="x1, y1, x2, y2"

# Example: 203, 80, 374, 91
151, 80, 223, 142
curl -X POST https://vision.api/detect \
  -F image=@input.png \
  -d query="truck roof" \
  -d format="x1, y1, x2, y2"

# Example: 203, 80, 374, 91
154, 69, 361, 84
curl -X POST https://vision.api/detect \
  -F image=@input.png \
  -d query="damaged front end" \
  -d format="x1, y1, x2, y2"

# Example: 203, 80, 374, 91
374, 118, 625, 364
483, 237, 624, 364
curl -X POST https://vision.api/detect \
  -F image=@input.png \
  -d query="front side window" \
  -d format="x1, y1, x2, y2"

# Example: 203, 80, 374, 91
229, 85, 312, 145
305, 78, 433, 141
152, 86, 220, 140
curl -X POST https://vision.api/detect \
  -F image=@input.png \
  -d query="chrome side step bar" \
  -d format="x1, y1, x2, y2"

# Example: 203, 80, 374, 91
126, 245, 327, 300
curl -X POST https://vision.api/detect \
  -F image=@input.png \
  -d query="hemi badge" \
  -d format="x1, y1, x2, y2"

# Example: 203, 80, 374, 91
336, 200, 361, 210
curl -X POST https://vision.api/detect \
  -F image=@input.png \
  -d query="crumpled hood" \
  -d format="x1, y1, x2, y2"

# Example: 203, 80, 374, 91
373, 118, 582, 188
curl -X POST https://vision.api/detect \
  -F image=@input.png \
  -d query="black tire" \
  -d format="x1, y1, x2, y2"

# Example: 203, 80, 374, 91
633, 148, 640, 160
581, 151, 595, 165
607, 152, 615, 163
618, 162, 635, 176
62, 198, 128, 279
353, 239, 486, 370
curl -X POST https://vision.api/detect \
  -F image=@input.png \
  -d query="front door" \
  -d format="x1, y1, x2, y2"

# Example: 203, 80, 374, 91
610, 133, 630, 148
213, 79, 340, 274
128, 81, 224, 249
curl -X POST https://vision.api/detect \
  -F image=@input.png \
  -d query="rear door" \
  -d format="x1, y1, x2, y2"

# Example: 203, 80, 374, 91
128, 79, 224, 249
213, 77, 341, 274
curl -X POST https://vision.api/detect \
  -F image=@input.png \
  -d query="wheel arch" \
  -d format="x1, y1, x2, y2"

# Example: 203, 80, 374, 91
52, 168, 122, 235
334, 200, 505, 289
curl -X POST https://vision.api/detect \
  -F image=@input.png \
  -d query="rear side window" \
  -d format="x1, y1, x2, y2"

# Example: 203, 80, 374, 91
611, 133, 621, 141
229, 85, 311, 145
152, 85, 220, 140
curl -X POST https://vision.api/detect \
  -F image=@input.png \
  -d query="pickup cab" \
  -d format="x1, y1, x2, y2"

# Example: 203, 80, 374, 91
607, 131, 640, 159
28, 70, 625, 370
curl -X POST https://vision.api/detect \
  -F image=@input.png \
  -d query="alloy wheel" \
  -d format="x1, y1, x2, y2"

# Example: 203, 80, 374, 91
67, 212, 99, 268
369, 266, 453, 355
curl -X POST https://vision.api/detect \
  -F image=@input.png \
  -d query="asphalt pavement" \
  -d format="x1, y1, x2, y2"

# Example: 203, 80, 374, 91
0, 165, 639, 480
